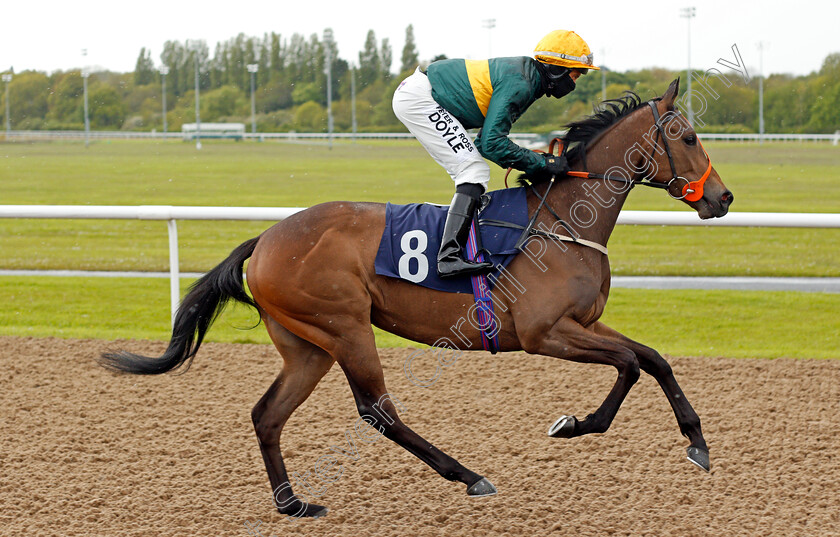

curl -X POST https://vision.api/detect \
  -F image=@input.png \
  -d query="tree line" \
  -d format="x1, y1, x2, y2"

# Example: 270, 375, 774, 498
1, 27, 838, 135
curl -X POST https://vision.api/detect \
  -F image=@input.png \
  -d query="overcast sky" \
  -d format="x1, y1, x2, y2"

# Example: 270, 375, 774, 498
2, 0, 837, 79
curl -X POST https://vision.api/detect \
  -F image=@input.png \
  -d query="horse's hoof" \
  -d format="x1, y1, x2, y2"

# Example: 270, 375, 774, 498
310, 506, 329, 519
278, 500, 329, 519
547, 415, 577, 438
466, 477, 497, 497
686, 446, 711, 472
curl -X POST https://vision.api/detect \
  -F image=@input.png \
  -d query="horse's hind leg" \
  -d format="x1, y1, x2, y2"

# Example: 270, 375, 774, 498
251, 316, 335, 518
333, 326, 497, 497
592, 321, 710, 471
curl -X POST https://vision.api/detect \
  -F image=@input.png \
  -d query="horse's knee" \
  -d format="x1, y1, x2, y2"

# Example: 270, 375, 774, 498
251, 402, 264, 428
355, 402, 377, 421
356, 394, 409, 441
354, 401, 392, 432
356, 393, 405, 423
652, 357, 672, 378
617, 351, 640, 384
641, 351, 673, 378
627, 359, 640, 383
252, 404, 281, 445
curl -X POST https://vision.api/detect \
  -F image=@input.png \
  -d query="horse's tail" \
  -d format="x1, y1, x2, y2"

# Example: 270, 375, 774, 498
99, 236, 261, 375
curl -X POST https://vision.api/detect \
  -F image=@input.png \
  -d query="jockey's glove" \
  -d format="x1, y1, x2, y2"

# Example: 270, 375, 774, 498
542, 153, 570, 177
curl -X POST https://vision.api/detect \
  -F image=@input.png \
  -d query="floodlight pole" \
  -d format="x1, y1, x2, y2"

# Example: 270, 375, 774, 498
482, 19, 496, 57
159, 65, 169, 135
247, 64, 258, 135
82, 70, 90, 148
81, 49, 90, 148
2, 73, 11, 136
323, 29, 334, 150
680, 7, 696, 126
351, 64, 357, 142
194, 47, 201, 150
758, 42, 765, 145
600, 49, 606, 102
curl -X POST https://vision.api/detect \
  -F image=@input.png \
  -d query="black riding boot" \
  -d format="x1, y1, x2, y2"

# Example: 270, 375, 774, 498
437, 184, 493, 279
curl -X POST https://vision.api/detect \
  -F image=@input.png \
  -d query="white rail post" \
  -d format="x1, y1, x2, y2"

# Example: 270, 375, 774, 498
167, 219, 180, 326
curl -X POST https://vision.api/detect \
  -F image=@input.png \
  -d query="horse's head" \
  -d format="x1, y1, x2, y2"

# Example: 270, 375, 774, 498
648, 79, 733, 219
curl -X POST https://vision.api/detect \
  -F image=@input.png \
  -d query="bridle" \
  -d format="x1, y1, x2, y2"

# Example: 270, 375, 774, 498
641, 100, 713, 202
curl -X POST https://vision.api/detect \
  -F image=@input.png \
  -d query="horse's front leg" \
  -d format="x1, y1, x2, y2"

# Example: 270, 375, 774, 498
592, 322, 710, 472
521, 317, 640, 439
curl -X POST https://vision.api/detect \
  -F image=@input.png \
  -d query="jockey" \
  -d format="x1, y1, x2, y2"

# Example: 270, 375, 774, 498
393, 29, 599, 279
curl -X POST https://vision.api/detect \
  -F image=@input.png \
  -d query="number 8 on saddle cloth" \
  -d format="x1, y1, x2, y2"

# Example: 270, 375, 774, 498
374, 187, 530, 294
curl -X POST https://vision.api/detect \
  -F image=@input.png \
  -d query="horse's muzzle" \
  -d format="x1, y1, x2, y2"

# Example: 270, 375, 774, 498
697, 188, 733, 219
716, 189, 734, 216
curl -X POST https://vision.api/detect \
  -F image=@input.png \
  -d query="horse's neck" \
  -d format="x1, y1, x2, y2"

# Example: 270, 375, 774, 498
555, 124, 640, 247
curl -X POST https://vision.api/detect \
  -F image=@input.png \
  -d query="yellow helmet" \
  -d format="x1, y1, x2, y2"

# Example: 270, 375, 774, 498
534, 30, 600, 71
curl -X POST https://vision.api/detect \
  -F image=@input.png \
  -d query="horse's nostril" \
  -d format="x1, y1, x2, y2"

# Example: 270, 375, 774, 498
721, 191, 733, 205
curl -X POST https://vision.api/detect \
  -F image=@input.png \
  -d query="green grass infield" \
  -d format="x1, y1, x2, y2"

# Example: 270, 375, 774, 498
0, 276, 837, 359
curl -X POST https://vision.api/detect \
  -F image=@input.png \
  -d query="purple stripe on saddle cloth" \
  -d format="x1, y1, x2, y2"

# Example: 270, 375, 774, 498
466, 221, 500, 354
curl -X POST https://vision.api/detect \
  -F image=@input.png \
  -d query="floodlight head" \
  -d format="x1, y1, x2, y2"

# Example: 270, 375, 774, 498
159, 65, 169, 75
680, 6, 696, 17
247, 64, 259, 73
1, 74, 12, 82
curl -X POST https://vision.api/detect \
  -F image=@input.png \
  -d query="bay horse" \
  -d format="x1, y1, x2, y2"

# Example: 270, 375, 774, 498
101, 79, 733, 518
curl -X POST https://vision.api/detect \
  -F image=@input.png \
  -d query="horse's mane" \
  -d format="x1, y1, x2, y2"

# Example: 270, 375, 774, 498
520, 91, 648, 186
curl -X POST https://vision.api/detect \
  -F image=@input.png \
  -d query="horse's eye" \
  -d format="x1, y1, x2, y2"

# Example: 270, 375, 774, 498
684, 134, 697, 146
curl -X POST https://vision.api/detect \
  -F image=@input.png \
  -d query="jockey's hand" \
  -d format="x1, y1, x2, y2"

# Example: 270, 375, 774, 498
542, 153, 570, 177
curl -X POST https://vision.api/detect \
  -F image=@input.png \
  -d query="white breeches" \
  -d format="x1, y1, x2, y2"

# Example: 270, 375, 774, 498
392, 68, 490, 191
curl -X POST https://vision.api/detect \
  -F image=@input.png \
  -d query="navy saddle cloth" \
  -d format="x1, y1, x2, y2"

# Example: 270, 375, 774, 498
375, 187, 530, 293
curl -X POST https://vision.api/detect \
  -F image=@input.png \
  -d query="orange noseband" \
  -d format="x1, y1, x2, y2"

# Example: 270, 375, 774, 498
682, 143, 712, 202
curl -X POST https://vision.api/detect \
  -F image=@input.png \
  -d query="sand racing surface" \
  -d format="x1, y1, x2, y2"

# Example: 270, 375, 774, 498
2, 336, 839, 536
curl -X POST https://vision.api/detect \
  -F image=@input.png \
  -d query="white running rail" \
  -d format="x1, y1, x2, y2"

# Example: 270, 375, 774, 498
1, 205, 839, 323
4, 130, 840, 144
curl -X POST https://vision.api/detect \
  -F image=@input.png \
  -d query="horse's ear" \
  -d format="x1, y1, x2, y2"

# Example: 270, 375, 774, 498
662, 78, 680, 110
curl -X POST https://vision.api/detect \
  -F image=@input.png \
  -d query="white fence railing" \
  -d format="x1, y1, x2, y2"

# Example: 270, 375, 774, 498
2, 130, 546, 148
699, 132, 840, 144
5, 130, 839, 144
2, 130, 417, 141
1, 205, 839, 322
